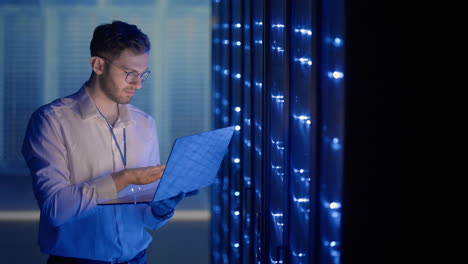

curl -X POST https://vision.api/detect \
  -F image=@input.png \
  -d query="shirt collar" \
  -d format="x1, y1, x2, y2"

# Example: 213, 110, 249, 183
115, 104, 135, 128
78, 82, 136, 128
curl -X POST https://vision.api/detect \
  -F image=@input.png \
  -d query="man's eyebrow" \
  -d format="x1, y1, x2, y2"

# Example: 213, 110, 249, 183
122, 66, 149, 73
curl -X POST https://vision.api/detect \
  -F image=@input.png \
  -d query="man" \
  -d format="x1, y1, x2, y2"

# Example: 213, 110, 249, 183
22, 20, 195, 264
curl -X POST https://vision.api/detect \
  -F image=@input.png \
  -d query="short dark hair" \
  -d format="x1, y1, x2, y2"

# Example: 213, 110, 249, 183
90, 20, 151, 59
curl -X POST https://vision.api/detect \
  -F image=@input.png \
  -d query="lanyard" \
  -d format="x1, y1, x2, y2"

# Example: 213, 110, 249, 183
96, 107, 127, 168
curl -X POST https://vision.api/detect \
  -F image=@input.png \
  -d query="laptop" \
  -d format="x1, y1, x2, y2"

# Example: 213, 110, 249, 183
98, 126, 235, 205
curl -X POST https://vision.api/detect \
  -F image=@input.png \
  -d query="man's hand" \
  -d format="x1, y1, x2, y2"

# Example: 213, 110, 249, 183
111, 164, 166, 192
149, 190, 199, 218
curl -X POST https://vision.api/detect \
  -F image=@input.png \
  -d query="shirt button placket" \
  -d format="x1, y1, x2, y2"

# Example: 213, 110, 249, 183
111, 128, 125, 259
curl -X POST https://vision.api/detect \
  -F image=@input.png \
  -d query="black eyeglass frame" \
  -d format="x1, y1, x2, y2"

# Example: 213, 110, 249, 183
98, 56, 151, 83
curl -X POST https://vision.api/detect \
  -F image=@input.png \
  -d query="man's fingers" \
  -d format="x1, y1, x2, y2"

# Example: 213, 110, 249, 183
149, 164, 166, 174
148, 164, 165, 181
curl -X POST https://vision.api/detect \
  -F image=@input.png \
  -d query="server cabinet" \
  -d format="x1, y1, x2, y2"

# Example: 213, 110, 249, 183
211, 0, 345, 263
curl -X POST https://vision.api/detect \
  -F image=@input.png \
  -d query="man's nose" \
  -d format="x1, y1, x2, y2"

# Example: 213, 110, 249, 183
130, 77, 143, 89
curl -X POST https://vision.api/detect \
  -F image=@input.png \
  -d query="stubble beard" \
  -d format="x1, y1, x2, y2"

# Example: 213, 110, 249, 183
100, 78, 132, 105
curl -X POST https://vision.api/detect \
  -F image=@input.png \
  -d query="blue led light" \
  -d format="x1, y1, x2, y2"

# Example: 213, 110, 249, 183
272, 24, 285, 28
255, 146, 261, 155
254, 121, 261, 130
294, 28, 312, 36
333, 37, 343, 46
329, 202, 341, 209
294, 114, 310, 120
331, 137, 342, 150
270, 212, 283, 225
300, 177, 310, 182
294, 57, 313, 65
328, 71, 344, 79
293, 168, 307, 174
271, 95, 284, 103
293, 197, 309, 203
271, 46, 284, 52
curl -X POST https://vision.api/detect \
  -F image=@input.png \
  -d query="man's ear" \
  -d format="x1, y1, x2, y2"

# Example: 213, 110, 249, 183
90, 56, 105, 75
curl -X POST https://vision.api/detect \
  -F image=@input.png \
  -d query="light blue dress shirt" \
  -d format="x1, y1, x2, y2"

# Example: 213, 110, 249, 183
22, 83, 171, 262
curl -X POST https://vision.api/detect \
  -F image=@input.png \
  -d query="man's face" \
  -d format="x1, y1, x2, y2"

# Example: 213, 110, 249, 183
99, 49, 149, 104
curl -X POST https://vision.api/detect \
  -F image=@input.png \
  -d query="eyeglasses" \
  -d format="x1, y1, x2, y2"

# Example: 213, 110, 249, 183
99, 56, 151, 83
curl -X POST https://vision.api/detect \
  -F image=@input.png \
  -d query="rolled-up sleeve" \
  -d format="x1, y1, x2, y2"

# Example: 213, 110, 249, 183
22, 109, 116, 227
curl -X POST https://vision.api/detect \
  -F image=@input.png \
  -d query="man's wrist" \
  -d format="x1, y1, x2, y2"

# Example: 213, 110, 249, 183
111, 170, 128, 192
